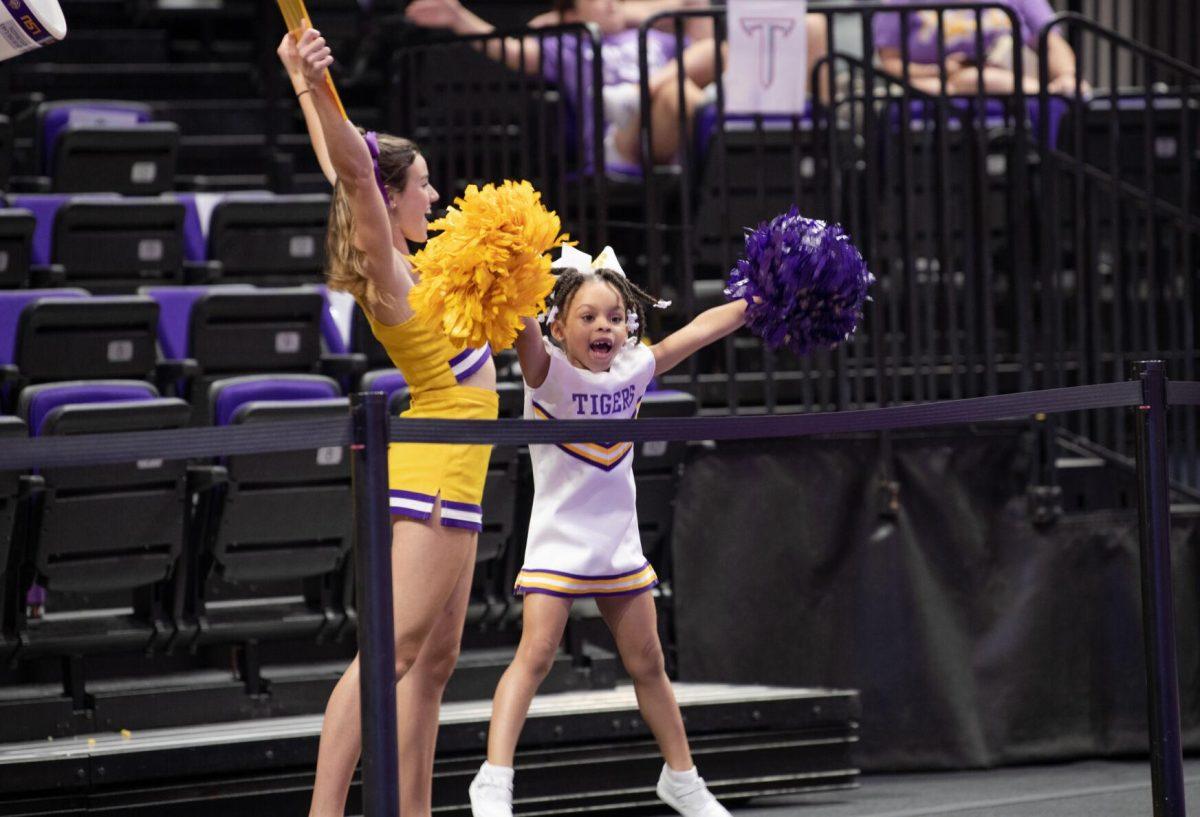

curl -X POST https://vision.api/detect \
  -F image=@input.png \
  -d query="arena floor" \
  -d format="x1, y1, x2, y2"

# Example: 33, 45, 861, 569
739, 759, 1200, 817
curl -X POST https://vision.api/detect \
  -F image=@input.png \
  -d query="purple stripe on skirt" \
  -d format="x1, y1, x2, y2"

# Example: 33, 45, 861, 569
518, 561, 652, 582
440, 498, 482, 514
514, 580, 659, 599
454, 348, 491, 382
441, 517, 483, 532
389, 488, 436, 503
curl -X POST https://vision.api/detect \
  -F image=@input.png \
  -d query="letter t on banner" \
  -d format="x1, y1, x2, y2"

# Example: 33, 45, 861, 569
726, 0, 808, 114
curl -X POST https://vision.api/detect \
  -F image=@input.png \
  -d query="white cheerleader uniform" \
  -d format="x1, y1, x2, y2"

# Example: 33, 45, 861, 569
514, 338, 660, 598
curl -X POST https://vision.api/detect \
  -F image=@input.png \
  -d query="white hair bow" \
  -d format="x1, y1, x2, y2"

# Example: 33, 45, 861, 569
554, 245, 672, 310
557, 244, 626, 277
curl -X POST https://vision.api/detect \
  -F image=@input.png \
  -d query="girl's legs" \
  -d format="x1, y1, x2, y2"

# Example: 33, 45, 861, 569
484, 593, 575, 765
595, 591, 691, 770
309, 503, 478, 817
397, 533, 477, 816
597, 591, 730, 816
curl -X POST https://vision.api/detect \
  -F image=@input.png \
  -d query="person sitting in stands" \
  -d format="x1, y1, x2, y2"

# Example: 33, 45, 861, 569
406, 0, 829, 168
874, 0, 1087, 96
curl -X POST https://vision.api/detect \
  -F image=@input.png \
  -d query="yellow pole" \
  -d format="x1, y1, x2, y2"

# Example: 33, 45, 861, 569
276, 0, 348, 120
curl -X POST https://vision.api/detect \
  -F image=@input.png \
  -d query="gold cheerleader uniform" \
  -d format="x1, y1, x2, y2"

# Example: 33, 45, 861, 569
364, 309, 497, 532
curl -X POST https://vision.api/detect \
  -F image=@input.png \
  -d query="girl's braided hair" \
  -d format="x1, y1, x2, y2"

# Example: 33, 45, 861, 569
544, 266, 661, 345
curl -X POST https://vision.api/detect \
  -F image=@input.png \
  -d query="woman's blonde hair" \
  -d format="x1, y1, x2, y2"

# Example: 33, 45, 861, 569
325, 132, 421, 308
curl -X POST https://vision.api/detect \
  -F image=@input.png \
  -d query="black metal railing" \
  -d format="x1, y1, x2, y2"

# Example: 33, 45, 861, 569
1035, 13, 1200, 484
388, 22, 609, 249
637, 4, 1044, 415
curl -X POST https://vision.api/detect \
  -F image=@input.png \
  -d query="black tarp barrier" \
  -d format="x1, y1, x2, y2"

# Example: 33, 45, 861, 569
672, 427, 1200, 770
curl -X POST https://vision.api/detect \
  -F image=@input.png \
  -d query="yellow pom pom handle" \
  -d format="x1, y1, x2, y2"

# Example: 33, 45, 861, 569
408, 181, 571, 351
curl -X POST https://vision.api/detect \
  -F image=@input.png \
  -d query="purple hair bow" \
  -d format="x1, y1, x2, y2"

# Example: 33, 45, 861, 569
362, 131, 391, 205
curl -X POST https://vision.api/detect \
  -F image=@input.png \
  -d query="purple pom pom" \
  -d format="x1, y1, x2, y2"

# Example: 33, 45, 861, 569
724, 207, 874, 357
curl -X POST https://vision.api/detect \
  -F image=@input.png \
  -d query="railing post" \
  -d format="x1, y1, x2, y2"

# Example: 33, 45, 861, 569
1132, 360, 1186, 817
351, 392, 398, 817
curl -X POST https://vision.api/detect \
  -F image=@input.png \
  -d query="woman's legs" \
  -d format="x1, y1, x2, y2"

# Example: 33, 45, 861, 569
596, 591, 691, 770
484, 593, 575, 766
397, 532, 477, 816
309, 503, 478, 817
947, 64, 1040, 95
607, 35, 713, 166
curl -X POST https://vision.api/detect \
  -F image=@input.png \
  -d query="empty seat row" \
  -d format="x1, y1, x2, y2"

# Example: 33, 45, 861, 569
0, 192, 330, 292
0, 374, 695, 703
8, 100, 179, 196
0, 375, 360, 703
0, 285, 391, 415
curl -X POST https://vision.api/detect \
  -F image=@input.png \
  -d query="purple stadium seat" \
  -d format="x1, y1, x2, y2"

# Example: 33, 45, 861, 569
141, 285, 325, 419
39, 101, 151, 166
6, 194, 186, 292
209, 373, 341, 427
12, 379, 190, 661
35, 100, 179, 194
359, 367, 409, 415
170, 192, 330, 287
5, 193, 116, 266
0, 289, 86, 371
0, 290, 161, 412
23, 379, 159, 436
185, 374, 352, 656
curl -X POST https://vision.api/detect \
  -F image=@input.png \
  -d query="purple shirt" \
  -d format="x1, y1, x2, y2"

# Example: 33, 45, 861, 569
873, 0, 1056, 63
540, 28, 681, 169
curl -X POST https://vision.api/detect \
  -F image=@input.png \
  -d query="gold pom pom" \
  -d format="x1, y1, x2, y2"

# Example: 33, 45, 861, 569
408, 180, 570, 351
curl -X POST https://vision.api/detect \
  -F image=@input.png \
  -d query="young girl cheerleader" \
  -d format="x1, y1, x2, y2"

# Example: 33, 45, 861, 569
290, 26, 499, 817
468, 245, 747, 817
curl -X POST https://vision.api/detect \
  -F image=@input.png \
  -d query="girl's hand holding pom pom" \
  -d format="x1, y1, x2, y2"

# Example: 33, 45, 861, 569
724, 207, 874, 358
408, 180, 571, 351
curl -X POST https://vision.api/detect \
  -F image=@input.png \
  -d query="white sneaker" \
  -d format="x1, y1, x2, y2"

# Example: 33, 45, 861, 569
656, 764, 732, 817
602, 82, 642, 130
469, 762, 514, 817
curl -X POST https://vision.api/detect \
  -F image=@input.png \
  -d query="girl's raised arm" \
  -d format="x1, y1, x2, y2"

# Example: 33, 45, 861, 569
297, 27, 413, 322
279, 30, 337, 186
649, 300, 747, 376
515, 316, 552, 388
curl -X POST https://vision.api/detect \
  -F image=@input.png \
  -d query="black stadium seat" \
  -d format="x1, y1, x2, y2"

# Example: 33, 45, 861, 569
0, 209, 36, 289
143, 286, 328, 420
0, 115, 12, 191
31, 100, 179, 195
180, 375, 352, 678
0, 416, 26, 659
53, 199, 187, 291
13, 381, 190, 662
207, 194, 331, 286
0, 291, 162, 411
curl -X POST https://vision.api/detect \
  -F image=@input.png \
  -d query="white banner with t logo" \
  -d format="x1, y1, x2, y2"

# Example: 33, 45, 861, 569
725, 0, 808, 114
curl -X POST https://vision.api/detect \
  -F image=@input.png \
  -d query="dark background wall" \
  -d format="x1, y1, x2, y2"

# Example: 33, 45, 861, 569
671, 428, 1200, 770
